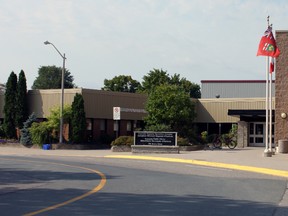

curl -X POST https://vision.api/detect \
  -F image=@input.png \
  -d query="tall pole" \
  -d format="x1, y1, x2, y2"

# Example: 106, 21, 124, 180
269, 66, 272, 153
264, 16, 272, 157
265, 55, 269, 154
60, 53, 65, 144
44, 41, 66, 144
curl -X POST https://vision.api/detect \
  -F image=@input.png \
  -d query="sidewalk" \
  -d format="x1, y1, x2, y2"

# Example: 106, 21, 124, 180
0, 145, 287, 177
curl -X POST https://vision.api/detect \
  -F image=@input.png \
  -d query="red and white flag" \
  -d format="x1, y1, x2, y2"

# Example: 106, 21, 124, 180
257, 26, 280, 58
270, 57, 275, 73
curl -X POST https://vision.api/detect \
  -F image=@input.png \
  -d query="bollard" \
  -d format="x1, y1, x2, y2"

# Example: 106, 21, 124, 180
278, 140, 288, 153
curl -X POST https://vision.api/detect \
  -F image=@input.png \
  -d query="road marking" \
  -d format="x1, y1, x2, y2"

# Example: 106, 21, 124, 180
0, 158, 107, 216
104, 155, 288, 178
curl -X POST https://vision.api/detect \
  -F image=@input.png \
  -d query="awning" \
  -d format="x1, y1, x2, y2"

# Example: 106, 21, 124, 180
228, 109, 274, 119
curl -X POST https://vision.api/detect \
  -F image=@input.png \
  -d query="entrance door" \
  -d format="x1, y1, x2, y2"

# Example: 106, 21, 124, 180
249, 122, 274, 147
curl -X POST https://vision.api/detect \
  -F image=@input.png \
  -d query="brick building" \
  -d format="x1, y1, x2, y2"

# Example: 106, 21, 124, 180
0, 31, 287, 148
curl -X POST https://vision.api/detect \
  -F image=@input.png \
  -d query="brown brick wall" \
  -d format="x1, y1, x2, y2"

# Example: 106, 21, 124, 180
92, 119, 101, 138
275, 31, 288, 142
106, 120, 115, 137
119, 120, 127, 136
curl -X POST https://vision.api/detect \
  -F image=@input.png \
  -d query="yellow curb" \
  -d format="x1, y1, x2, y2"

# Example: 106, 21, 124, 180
104, 155, 288, 178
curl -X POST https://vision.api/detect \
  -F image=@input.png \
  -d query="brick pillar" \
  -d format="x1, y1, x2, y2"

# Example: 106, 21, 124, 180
275, 31, 288, 143
237, 121, 248, 148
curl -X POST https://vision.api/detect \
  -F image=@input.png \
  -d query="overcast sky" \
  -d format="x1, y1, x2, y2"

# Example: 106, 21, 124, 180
1, 0, 288, 90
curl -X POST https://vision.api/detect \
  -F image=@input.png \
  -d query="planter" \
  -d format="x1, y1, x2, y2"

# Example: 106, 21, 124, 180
111, 145, 132, 152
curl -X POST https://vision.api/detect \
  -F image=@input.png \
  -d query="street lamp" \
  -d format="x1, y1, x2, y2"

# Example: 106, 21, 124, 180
44, 41, 66, 144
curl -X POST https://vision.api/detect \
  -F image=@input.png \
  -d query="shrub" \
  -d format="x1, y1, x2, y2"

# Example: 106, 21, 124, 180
144, 124, 171, 132
111, 136, 134, 146
29, 122, 52, 146
177, 136, 190, 146
200, 131, 208, 144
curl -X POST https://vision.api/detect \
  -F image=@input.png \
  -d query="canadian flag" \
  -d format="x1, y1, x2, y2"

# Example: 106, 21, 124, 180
270, 57, 274, 73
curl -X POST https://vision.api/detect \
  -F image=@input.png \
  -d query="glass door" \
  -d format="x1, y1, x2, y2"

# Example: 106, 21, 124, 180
249, 122, 274, 147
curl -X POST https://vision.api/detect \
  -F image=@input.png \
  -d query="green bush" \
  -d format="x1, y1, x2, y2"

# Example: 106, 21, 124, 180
111, 136, 134, 146
144, 124, 171, 132
200, 131, 208, 143
177, 136, 190, 146
29, 122, 52, 146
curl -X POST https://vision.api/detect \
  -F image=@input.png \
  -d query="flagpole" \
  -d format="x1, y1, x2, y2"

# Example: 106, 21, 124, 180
257, 16, 279, 156
264, 55, 271, 156
263, 16, 272, 157
269, 59, 273, 153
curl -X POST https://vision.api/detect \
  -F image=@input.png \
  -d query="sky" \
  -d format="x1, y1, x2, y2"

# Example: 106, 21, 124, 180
1, 0, 288, 90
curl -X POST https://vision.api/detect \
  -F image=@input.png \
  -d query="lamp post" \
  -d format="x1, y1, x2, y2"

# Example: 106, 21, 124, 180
44, 41, 66, 144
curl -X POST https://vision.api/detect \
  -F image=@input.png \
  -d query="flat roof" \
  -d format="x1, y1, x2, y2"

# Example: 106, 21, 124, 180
201, 80, 275, 83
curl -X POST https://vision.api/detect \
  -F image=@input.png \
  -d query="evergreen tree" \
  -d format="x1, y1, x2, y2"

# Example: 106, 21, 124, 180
32, 66, 76, 89
16, 70, 28, 128
20, 113, 37, 146
3, 72, 17, 138
71, 93, 86, 143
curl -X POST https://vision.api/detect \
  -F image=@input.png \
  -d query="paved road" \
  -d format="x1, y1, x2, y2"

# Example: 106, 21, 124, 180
0, 153, 287, 216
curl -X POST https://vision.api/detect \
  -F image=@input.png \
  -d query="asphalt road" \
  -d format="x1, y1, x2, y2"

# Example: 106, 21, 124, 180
0, 155, 286, 216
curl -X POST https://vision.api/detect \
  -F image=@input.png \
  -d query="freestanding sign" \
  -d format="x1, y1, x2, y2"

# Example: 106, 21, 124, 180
134, 131, 177, 146
113, 107, 121, 120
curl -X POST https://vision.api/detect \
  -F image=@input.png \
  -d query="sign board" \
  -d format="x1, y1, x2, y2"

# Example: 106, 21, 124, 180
134, 131, 177, 146
113, 107, 121, 120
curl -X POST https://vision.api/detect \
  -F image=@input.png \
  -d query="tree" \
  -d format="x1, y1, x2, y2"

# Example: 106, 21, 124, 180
144, 84, 196, 137
102, 75, 141, 93
189, 83, 201, 98
32, 66, 76, 89
71, 93, 86, 143
3, 72, 17, 138
170, 74, 201, 98
47, 105, 72, 141
140, 69, 201, 98
20, 113, 37, 146
16, 70, 28, 128
140, 69, 170, 94
29, 105, 72, 145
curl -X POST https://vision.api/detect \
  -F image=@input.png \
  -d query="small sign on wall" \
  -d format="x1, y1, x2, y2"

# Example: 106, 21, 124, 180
113, 107, 121, 120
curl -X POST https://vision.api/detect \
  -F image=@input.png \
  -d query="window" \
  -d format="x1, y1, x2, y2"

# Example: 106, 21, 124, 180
100, 119, 106, 131
127, 121, 132, 131
114, 121, 119, 131
86, 119, 92, 130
